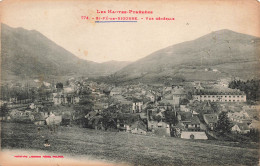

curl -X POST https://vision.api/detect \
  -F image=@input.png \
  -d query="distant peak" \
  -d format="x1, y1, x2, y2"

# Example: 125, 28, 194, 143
212, 29, 235, 33
1, 23, 11, 29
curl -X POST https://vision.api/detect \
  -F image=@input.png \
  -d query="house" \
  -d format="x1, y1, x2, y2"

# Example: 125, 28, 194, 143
0, 116, 11, 121
228, 111, 252, 124
181, 116, 201, 131
231, 123, 250, 134
161, 91, 174, 105
203, 114, 218, 130
63, 86, 75, 93
132, 102, 143, 113
141, 90, 146, 95
131, 127, 147, 135
117, 113, 141, 130
9, 109, 34, 123
29, 103, 36, 109
147, 108, 158, 120
148, 120, 170, 137
177, 111, 192, 121
180, 105, 190, 112
146, 92, 155, 102
53, 94, 67, 105
53, 93, 79, 105
181, 131, 208, 140
218, 79, 230, 88
193, 81, 204, 90
67, 94, 80, 104
191, 110, 199, 115
112, 95, 132, 105
110, 87, 122, 96
249, 120, 260, 130
46, 114, 62, 125
172, 86, 186, 106
117, 119, 129, 132
193, 89, 246, 103
9, 109, 23, 119
164, 86, 172, 94
130, 121, 147, 135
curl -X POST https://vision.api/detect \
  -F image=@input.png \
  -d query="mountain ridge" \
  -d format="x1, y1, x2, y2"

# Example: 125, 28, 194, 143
1, 23, 130, 81
1, 23, 259, 83
111, 29, 260, 83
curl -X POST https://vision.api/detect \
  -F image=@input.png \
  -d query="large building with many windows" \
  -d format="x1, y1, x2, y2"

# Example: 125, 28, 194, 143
193, 89, 246, 103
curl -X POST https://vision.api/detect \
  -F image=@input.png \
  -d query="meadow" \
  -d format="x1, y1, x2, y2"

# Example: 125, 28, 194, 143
1, 122, 259, 166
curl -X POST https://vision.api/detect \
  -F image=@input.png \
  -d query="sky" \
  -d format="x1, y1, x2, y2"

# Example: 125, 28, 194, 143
1, 0, 260, 63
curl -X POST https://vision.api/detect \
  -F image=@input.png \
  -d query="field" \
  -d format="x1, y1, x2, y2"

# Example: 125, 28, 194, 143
1, 122, 259, 166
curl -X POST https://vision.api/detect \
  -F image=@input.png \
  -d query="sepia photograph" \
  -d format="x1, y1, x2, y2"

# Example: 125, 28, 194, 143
0, 0, 259, 165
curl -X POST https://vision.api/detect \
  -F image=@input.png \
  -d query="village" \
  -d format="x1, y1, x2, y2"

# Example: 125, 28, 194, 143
0, 77, 259, 142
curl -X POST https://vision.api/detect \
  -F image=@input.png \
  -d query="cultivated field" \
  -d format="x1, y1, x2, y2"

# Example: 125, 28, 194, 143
1, 122, 259, 166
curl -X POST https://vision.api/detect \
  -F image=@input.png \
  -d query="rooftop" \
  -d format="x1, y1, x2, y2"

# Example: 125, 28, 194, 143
203, 114, 218, 124
194, 89, 245, 95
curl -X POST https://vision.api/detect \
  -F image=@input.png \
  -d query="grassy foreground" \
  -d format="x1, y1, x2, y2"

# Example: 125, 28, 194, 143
1, 122, 259, 166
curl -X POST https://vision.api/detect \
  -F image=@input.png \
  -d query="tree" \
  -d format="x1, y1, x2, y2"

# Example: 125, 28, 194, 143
186, 91, 193, 100
0, 103, 8, 117
56, 83, 63, 89
215, 112, 233, 135
152, 115, 162, 122
228, 79, 260, 102
164, 110, 179, 137
79, 87, 91, 96
101, 112, 117, 130
79, 98, 94, 106
248, 129, 259, 142
165, 110, 178, 126
180, 98, 189, 105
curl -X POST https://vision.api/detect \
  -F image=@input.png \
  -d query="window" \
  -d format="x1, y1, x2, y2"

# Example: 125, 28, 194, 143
212, 96, 215, 97
225, 96, 227, 97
